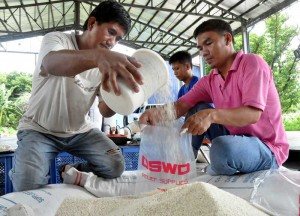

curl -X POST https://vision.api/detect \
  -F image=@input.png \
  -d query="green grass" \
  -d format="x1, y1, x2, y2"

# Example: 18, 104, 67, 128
0, 127, 17, 137
283, 112, 300, 131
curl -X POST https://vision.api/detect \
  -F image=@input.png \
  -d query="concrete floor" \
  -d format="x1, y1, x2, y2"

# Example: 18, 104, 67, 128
286, 131, 300, 151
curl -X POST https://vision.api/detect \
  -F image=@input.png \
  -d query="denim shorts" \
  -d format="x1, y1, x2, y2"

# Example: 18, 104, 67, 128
9, 128, 124, 191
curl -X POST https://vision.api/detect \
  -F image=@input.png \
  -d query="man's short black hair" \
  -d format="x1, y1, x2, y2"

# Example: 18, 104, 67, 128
193, 19, 234, 44
169, 51, 193, 69
83, 0, 131, 35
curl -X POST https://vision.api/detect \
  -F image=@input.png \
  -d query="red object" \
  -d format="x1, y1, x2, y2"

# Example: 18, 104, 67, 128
107, 134, 132, 145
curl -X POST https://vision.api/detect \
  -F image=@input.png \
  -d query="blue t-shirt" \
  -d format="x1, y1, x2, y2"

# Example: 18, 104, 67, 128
177, 76, 199, 99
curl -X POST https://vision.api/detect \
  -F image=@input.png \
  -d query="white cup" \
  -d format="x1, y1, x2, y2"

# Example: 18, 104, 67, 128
100, 48, 169, 115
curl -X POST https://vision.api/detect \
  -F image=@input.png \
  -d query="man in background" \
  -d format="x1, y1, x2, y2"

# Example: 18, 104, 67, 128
169, 50, 213, 160
169, 51, 198, 99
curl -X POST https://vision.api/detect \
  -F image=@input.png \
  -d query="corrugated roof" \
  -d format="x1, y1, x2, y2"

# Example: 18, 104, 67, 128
0, 0, 297, 59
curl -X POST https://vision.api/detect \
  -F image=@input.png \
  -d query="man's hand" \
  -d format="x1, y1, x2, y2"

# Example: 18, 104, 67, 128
98, 49, 143, 96
181, 106, 262, 135
138, 108, 165, 126
41, 48, 144, 96
182, 109, 214, 135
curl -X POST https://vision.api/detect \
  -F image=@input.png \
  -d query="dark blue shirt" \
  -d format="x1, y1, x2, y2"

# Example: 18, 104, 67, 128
177, 75, 199, 99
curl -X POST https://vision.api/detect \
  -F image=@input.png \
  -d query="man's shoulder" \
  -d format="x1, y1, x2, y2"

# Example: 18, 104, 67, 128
190, 76, 199, 86
179, 85, 185, 91
241, 52, 267, 64
177, 86, 185, 99
238, 52, 271, 74
192, 75, 199, 81
44, 31, 72, 41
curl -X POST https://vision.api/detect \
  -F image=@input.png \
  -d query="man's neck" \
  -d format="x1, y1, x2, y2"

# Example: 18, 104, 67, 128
218, 52, 237, 79
184, 75, 194, 87
75, 34, 88, 50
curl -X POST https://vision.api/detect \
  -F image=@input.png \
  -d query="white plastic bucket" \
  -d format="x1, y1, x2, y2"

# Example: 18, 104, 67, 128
100, 48, 169, 115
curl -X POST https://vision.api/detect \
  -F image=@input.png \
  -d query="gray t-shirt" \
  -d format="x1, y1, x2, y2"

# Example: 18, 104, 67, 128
18, 31, 102, 137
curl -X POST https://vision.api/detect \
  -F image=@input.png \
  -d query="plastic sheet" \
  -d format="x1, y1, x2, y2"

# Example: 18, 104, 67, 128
250, 168, 300, 216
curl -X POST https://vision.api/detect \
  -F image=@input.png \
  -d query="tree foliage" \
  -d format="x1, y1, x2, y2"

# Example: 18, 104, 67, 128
234, 13, 300, 113
5, 72, 32, 99
0, 73, 32, 129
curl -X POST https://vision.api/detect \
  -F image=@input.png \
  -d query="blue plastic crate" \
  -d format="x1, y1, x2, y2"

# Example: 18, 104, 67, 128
120, 146, 139, 171
0, 153, 14, 195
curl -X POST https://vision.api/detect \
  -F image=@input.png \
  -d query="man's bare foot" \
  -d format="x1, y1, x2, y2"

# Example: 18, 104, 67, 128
61, 165, 72, 180
61, 165, 72, 179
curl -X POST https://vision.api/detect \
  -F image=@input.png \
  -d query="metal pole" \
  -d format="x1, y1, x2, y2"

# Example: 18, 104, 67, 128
241, 19, 250, 54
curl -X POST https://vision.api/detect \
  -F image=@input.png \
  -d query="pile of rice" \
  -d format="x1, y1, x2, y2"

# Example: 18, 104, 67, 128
56, 182, 267, 216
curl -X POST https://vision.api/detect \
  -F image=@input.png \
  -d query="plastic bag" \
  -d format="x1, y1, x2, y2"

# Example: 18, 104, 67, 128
250, 168, 300, 216
135, 120, 197, 194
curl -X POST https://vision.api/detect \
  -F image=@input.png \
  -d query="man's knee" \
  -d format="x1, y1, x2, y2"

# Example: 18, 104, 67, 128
9, 150, 51, 191
209, 136, 238, 175
9, 168, 47, 192
211, 136, 238, 157
208, 155, 237, 175
109, 154, 125, 178
94, 149, 125, 178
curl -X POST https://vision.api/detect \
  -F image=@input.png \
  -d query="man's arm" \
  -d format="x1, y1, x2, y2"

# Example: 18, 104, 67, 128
182, 106, 262, 135
41, 49, 99, 77
41, 48, 143, 95
98, 100, 115, 118
174, 101, 191, 118
211, 106, 262, 127
138, 101, 191, 125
